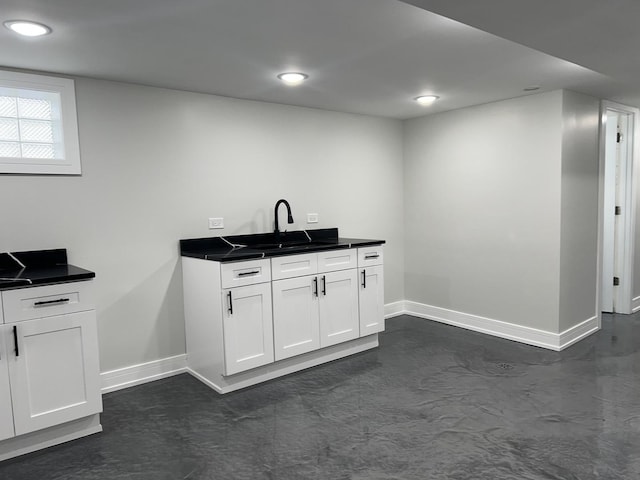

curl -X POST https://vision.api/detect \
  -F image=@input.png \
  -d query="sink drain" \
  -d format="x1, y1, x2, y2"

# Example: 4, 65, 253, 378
497, 363, 514, 370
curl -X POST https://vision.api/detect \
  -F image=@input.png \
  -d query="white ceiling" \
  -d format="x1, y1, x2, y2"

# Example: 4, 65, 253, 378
403, 0, 640, 109
0, 0, 629, 119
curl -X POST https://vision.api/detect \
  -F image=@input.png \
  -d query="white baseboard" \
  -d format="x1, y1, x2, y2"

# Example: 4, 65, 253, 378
188, 334, 379, 394
632, 296, 640, 313
0, 415, 102, 462
384, 301, 406, 319
402, 300, 598, 351
101, 354, 187, 394
100, 301, 599, 395
558, 315, 600, 350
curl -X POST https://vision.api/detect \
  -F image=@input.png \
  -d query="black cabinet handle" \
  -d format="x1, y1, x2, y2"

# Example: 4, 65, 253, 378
322, 275, 326, 296
13, 325, 19, 357
313, 277, 318, 297
227, 291, 233, 315
364, 254, 379, 260
362, 269, 366, 289
237, 271, 259, 277
34, 298, 70, 307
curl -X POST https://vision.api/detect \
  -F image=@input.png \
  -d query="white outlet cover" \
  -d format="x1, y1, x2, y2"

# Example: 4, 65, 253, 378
307, 213, 319, 224
208, 217, 224, 229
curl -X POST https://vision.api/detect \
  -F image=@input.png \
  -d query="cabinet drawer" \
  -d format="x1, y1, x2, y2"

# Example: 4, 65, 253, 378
317, 248, 357, 273
271, 254, 318, 281
221, 259, 271, 288
358, 245, 384, 267
2, 281, 95, 323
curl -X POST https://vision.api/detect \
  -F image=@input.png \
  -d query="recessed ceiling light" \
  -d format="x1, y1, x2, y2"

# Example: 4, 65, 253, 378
415, 95, 439, 106
4, 20, 51, 37
277, 72, 309, 86
523, 85, 540, 92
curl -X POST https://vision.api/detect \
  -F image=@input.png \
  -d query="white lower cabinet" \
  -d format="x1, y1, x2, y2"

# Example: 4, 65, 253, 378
183, 244, 384, 394
7, 311, 102, 436
0, 280, 102, 461
0, 346, 14, 442
358, 264, 385, 336
222, 283, 274, 375
318, 270, 359, 347
272, 270, 360, 360
272, 276, 320, 361
272, 253, 359, 360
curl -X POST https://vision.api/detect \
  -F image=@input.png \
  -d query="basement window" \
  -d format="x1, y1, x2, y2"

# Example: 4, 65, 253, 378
0, 70, 81, 175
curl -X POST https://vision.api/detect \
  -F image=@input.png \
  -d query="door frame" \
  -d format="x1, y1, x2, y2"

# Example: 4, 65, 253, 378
597, 100, 639, 316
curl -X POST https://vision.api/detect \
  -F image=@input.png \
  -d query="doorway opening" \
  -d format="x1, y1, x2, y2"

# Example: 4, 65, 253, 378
599, 101, 638, 315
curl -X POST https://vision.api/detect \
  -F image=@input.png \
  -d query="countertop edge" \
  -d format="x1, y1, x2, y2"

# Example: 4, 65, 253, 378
0, 269, 95, 291
181, 239, 385, 262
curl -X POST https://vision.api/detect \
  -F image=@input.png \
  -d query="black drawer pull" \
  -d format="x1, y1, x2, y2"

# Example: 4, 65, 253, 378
227, 291, 233, 315
362, 269, 366, 289
322, 275, 326, 296
313, 277, 318, 297
364, 254, 380, 259
34, 298, 70, 307
237, 271, 259, 277
13, 326, 19, 357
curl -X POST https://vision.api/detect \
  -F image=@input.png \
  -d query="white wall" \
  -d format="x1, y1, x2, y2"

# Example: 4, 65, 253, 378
403, 91, 564, 332
558, 90, 600, 330
403, 89, 601, 337
0, 77, 405, 372
0, 76, 605, 373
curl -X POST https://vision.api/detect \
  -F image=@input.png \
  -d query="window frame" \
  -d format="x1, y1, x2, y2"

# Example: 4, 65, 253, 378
0, 70, 81, 175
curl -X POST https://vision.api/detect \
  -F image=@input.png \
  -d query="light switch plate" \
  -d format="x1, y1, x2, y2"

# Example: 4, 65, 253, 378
307, 213, 319, 224
209, 217, 224, 229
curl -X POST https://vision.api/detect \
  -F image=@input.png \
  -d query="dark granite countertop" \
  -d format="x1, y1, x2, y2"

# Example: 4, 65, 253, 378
0, 249, 95, 291
180, 228, 384, 262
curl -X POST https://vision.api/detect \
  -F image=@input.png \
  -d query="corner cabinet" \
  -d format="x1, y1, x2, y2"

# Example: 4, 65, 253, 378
0, 281, 102, 461
182, 245, 385, 394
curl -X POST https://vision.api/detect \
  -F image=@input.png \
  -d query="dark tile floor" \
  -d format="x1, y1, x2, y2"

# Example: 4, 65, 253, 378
1, 314, 639, 479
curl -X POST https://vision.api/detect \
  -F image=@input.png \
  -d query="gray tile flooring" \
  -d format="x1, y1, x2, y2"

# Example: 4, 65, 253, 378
1, 314, 639, 479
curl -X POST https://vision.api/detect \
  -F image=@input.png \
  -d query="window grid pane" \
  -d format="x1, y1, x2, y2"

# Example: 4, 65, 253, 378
21, 143, 55, 159
0, 118, 19, 141
0, 96, 17, 117
19, 119, 54, 143
0, 141, 21, 157
17, 97, 52, 120
0, 95, 58, 159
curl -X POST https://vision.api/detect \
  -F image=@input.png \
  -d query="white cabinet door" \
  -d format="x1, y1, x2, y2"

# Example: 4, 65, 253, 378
272, 276, 320, 361
0, 328, 15, 441
319, 270, 359, 348
222, 283, 274, 375
359, 265, 385, 336
8, 311, 102, 436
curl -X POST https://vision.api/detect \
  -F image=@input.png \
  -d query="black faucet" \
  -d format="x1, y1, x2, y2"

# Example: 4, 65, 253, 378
274, 199, 294, 236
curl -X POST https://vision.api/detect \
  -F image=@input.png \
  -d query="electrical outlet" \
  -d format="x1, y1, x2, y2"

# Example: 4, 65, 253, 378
208, 217, 224, 229
307, 213, 319, 224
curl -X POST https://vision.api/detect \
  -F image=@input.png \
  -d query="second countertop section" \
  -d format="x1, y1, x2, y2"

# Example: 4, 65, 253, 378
180, 228, 384, 262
